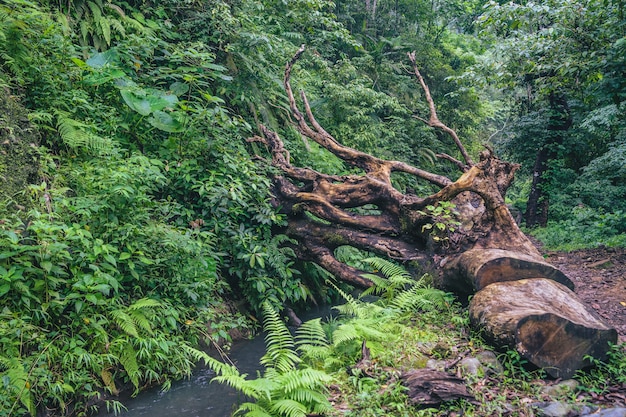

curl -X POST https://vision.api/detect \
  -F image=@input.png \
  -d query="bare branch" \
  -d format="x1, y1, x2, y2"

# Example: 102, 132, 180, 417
408, 51, 474, 167
436, 153, 468, 171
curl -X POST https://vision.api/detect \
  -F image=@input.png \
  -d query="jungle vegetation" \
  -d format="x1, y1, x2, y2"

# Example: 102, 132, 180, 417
0, 0, 625, 415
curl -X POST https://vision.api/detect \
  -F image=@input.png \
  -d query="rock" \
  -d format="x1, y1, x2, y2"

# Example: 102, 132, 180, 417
541, 379, 579, 397
581, 408, 626, 417
460, 357, 483, 376
425, 359, 446, 371
476, 350, 504, 375
532, 401, 575, 417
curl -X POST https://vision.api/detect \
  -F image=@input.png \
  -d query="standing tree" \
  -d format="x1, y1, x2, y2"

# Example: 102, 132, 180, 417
250, 45, 617, 378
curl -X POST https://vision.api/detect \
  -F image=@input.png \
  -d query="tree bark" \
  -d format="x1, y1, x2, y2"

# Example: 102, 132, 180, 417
249, 46, 617, 379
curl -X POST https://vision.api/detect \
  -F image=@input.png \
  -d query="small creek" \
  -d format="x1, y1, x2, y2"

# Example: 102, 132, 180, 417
98, 306, 333, 417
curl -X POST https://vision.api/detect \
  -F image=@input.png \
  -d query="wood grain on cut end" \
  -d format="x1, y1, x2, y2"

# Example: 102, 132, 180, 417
469, 278, 617, 378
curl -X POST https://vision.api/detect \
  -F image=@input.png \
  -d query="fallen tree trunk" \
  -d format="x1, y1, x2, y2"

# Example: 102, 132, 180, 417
469, 278, 618, 378
250, 45, 617, 379
441, 248, 574, 295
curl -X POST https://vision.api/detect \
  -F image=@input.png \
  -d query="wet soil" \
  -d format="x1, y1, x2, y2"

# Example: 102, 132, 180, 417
542, 245, 626, 344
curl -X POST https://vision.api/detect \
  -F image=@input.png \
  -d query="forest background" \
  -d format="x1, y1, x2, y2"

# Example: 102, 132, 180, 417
0, 0, 625, 415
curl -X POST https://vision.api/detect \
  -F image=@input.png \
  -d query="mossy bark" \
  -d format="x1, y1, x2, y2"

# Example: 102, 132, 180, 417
0, 89, 40, 214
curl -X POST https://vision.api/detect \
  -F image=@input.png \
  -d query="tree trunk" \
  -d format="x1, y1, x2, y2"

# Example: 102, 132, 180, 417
249, 46, 617, 378
469, 278, 617, 378
441, 248, 574, 296
525, 92, 572, 228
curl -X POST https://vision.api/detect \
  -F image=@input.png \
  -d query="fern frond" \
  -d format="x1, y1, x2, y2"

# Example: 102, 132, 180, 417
295, 318, 328, 348
111, 309, 138, 337
55, 110, 113, 153
296, 344, 332, 361
331, 323, 359, 347
362, 257, 411, 280
129, 309, 153, 335
391, 285, 451, 313
288, 387, 331, 407
353, 321, 388, 341
277, 368, 332, 394
128, 298, 161, 310
119, 341, 140, 389
212, 373, 276, 402
180, 344, 240, 377
233, 402, 273, 417
260, 303, 300, 373
326, 280, 367, 318
270, 399, 307, 417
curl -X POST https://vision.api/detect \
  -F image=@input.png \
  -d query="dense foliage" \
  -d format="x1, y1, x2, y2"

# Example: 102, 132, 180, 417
0, 0, 624, 415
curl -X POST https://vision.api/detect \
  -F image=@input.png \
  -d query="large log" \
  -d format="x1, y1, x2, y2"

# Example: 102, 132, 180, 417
441, 248, 574, 296
469, 278, 618, 378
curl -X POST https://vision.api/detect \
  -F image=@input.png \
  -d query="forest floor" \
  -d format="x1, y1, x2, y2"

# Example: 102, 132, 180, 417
542, 245, 626, 344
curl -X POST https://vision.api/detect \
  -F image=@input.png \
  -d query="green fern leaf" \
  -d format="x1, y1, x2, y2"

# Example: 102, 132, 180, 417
233, 402, 273, 417
270, 399, 307, 417
331, 323, 359, 346
55, 110, 113, 153
295, 318, 328, 348
111, 309, 138, 337
260, 303, 300, 373
119, 341, 140, 389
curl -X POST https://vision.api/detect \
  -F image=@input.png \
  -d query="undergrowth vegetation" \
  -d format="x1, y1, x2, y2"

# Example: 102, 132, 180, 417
1, 0, 626, 415
206, 261, 626, 417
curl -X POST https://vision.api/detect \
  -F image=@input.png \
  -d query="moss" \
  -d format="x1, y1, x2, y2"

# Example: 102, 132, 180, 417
0, 89, 41, 215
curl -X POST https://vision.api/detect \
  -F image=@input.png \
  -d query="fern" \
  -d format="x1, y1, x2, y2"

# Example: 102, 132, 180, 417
201, 303, 333, 417
391, 285, 452, 313
295, 318, 328, 348
360, 256, 415, 300
331, 323, 359, 346
111, 309, 139, 337
3, 357, 36, 416
260, 303, 300, 374
55, 110, 113, 153
269, 399, 307, 417
362, 257, 411, 280
233, 403, 273, 417
119, 341, 140, 390
326, 280, 374, 318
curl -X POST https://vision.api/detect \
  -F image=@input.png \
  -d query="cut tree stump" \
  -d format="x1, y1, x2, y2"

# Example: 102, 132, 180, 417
469, 278, 618, 378
400, 369, 475, 406
442, 248, 574, 295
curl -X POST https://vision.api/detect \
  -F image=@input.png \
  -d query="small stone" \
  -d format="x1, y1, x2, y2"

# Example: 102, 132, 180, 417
476, 350, 504, 374
425, 359, 446, 371
532, 401, 574, 417
460, 357, 483, 376
541, 379, 579, 397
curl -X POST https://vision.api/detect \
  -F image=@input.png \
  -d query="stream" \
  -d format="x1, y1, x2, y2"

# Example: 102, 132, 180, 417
98, 305, 333, 417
